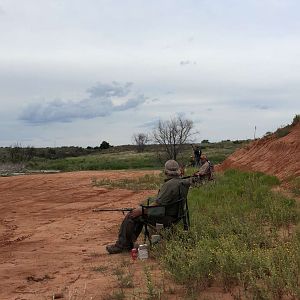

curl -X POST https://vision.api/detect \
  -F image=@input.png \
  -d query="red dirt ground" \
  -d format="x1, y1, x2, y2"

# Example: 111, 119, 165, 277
217, 123, 300, 181
0, 170, 233, 300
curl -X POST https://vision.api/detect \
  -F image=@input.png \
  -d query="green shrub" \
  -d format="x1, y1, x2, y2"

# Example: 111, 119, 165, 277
292, 114, 300, 126
25, 140, 244, 171
275, 126, 291, 138
291, 177, 300, 196
157, 170, 300, 298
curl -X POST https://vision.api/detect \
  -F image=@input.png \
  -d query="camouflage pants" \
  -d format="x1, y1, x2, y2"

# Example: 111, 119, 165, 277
115, 213, 175, 249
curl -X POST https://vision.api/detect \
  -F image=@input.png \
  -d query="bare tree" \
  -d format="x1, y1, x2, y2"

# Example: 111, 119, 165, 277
8, 143, 36, 162
152, 116, 194, 160
132, 133, 149, 152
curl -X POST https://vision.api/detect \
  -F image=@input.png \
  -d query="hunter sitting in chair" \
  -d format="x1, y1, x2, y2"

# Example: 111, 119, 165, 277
106, 160, 192, 254
193, 154, 214, 181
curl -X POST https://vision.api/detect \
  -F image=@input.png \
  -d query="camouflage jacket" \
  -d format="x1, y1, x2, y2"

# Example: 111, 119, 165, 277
147, 177, 191, 217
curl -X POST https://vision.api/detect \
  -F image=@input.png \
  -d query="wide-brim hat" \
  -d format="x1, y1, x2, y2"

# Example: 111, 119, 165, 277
164, 160, 181, 176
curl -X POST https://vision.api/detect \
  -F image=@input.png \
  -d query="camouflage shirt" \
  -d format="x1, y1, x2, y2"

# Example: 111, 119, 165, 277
148, 177, 191, 217
197, 161, 211, 176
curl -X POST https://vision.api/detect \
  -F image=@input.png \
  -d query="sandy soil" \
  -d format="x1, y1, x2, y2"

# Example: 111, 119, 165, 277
0, 170, 235, 300
0, 170, 161, 300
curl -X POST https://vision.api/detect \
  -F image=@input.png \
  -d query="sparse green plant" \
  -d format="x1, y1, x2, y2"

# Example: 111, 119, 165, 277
275, 125, 291, 138
88, 251, 101, 258
91, 265, 108, 273
113, 267, 134, 288
291, 177, 300, 196
120, 258, 131, 268
156, 170, 300, 298
144, 266, 162, 300
92, 173, 164, 191
102, 289, 125, 300
263, 131, 273, 138
292, 114, 300, 125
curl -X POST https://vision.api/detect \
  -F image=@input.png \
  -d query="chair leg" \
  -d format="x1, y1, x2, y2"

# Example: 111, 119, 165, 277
143, 224, 152, 245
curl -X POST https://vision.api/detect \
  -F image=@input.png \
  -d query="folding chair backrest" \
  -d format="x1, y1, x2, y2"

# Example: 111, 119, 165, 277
141, 179, 191, 244
143, 181, 190, 229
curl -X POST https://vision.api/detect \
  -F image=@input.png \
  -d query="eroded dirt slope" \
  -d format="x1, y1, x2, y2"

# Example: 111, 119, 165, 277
218, 123, 300, 181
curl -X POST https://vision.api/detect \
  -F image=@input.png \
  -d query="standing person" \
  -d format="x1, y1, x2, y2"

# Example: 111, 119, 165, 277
188, 155, 195, 167
191, 144, 202, 167
106, 160, 192, 254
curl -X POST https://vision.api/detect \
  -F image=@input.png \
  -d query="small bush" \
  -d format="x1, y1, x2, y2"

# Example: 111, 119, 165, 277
292, 114, 300, 125
113, 267, 134, 288
275, 125, 291, 138
290, 177, 300, 196
157, 170, 300, 298
274, 114, 299, 138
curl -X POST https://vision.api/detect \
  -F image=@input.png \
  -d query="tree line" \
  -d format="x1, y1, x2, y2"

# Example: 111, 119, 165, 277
1, 116, 198, 163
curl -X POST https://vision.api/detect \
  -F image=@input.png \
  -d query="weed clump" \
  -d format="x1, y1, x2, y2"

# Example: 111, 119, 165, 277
91, 173, 164, 191
157, 170, 300, 298
274, 114, 300, 138
292, 114, 300, 125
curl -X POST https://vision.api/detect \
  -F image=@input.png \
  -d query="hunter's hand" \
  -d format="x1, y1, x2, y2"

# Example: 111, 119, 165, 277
128, 207, 143, 218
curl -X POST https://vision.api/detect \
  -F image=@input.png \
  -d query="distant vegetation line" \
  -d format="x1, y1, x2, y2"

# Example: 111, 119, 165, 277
0, 140, 247, 172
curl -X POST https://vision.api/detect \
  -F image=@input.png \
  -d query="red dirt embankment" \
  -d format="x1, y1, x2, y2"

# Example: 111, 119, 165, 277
217, 123, 300, 181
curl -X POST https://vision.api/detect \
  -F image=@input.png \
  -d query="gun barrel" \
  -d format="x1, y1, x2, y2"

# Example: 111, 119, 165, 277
92, 207, 133, 212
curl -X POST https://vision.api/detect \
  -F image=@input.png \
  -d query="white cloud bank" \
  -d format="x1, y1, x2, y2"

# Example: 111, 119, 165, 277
19, 82, 146, 124
0, 0, 299, 146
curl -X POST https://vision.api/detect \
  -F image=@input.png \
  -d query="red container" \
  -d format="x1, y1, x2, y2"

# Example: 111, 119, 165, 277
131, 248, 138, 260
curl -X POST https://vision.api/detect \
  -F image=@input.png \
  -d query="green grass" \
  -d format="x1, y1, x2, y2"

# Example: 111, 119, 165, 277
291, 177, 300, 197
92, 173, 164, 191
156, 170, 300, 299
91, 265, 108, 273
25, 141, 244, 172
27, 151, 162, 171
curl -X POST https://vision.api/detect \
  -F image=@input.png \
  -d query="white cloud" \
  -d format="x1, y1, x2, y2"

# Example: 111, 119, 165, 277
179, 60, 197, 66
19, 82, 146, 124
0, 0, 299, 146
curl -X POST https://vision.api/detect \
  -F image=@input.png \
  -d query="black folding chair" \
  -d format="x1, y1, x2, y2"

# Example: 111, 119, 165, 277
141, 183, 190, 245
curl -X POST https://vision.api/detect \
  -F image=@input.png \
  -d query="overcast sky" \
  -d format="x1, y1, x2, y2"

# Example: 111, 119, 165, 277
0, 0, 299, 147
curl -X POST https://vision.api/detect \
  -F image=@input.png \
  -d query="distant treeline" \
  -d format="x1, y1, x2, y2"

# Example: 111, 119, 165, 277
0, 139, 248, 164
0, 145, 98, 162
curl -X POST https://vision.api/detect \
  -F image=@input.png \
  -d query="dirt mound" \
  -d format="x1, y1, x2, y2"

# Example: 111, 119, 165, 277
217, 123, 300, 181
